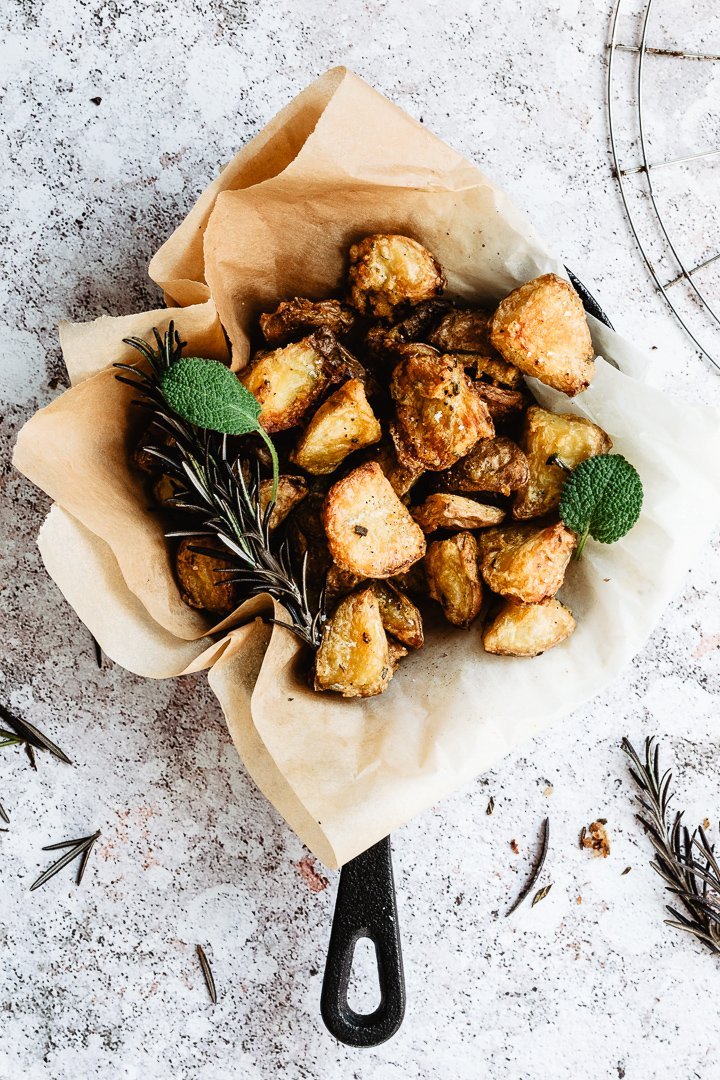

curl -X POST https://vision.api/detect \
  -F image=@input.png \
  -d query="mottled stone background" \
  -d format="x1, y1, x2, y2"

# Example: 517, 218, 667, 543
2, 1, 720, 1077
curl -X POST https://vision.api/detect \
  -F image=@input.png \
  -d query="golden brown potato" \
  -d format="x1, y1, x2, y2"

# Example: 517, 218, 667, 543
483, 597, 576, 657
440, 436, 529, 496
175, 537, 238, 617
259, 297, 357, 346
290, 378, 381, 475
425, 532, 483, 627
390, 345, 494, 470
370, 440, 424, 501
427, 308, 493, 353
477, 521, 576, 604
390, 560, 428, 599
472, 383, 529, 424
364, 299, 451, 361
325, 563, 366, 606
324, 462, 427, 578
490, 274, 595, 396
258, 475, 308, 531
469, 353, 525, 390
513, 406, 612, 520
152, 473, 182, 504
412, 493, 506, 533
314, 587, 395, 697
388, 639, 409, 669
242, 337, 331, 433
348, 234, 446, 318
372, 582, 424, 649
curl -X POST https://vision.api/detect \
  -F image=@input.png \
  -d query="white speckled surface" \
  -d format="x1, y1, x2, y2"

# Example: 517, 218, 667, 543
2, 1, 720, 1077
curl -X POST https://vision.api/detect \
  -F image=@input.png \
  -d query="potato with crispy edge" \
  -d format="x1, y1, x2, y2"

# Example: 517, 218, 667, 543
258, 475, 308, 532
412, 493, 506, 533
513, 406, 612, 520
440, 436, 529, 496
391, 345, 494, 471
483, 597, 575, 657
370, 440, 424, 501
365, 299, 451, 361
348, 234, 446, 318
373, 582, 424, 649
490, 274, 595, 396
425, 532, 483, 627
242, 337, 331, 433
469, 353, 525, 389
175, 537, 238, 617
390, 560, 428, 599
477, 521, 576, 604
427, 308, 493, 354
473, 382, 529, 424
325, 563, 366, 605
324, 462, 426, 578
290, 378, 381, 475
314, 587, 395, 698
259, 298, 357, 346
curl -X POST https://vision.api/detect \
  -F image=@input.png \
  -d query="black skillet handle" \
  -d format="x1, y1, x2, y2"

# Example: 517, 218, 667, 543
321, 835, 405, 1047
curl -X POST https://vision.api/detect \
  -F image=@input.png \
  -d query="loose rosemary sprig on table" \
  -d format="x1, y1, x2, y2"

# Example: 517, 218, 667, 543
623, 736, 720, 954
114, 324, 325, 649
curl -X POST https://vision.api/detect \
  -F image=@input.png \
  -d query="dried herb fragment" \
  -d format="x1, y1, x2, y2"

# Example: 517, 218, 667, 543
0, 704, 72, 766
30, 830, 101, 892
486, 796, 495, 816
196, 944, 218, 1004
506, 817, 550, 916
622, 866, 632, 875
531, 883, 553, 907
0, 804, 8, 825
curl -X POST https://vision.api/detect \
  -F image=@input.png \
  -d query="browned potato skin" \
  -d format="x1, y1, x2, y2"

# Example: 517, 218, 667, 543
153, 473, 182, 504
490, 274, 595, 396
390, 560, 428, 599
175, 537, 238, 617
472, 382, 529, 424
469, 353, 525, 390
370, 440, 424, 501
259, 298, 357, 346
348, 234, 446, 318
483, 598, 575, 656
325, 563, 366, 606
133, 422, 175, 475
440, 436, 529, 496
514, 406, 612, 520
477, 521, 576, 604
290, 378, 381, 475
425, 532, 483, 627
324, 461, 426, 578
412, 493, 506, 533
314, 587, 395, 698
390, 345, 494, 471
372, 582, 424, 649
365, 299, 452, 362
258, 475, 308, 532
427, 308, 493, 353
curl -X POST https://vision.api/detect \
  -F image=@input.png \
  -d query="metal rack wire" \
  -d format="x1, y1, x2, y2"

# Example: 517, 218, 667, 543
607, 0, 720, 370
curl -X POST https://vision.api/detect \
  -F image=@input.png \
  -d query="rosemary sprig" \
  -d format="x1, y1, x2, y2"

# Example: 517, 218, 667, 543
115, 324, 325, 649
196, 944, 218, 1004
30, 830, 101, 892
0, 704, 72, 766
506, 817, 550, 916
622, 736, 720, 954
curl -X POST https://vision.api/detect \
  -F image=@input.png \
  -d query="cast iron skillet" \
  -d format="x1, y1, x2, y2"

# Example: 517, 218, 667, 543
320, 271, 613, 1048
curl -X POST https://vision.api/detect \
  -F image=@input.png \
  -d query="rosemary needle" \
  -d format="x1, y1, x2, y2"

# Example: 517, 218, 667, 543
0, 704, 72, 766
506, 817, 550, 916
0, 803, 8, 825
30, 830, 101, 892
196, 945, 218, 1004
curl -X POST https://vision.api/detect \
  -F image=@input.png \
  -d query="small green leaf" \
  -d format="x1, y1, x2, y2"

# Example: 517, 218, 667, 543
559, 453, 643, 557
161, 357, 262, 436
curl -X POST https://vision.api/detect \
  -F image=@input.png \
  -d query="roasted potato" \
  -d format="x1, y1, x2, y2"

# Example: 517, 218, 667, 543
490, 274, 595, 396
175, 536, 238, 617
259, 297, 357, 346
242, 337, 332, 433
324, 462, 426, 578
427, 308, 493, 353
425, 531, 483, 627
314, 587, 395, 697
390, 345, 494, 470
390, 560, 428, 599
472, 382, 529, 424
412, 493, 506, 533
290, 378, 381, 475
133, 421, 174, 474
469, 353, 525, 390
370, 440, 424, 500
348, 234, 446, 318
440, 436, 529, 496
258, 474, 308, 531
372, 581, 424, 649
325, 563, 366, 605
152, 473, 182, 504
365, 299, 451, 361
483, 597, 575, 657
477, 521, 576, 604
513, 406, 612, 520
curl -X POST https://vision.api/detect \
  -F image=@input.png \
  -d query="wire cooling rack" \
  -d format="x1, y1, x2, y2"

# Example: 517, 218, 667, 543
607, 0, 720, 370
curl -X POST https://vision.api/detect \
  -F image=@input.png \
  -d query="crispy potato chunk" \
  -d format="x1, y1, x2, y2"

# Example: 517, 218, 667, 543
412, 493, 506, 533
290, 378, 381, 475
390, 345, 494, 470
440, 436, 529, 496
348, 234, 446, 318
390, 560, 428, 599
388, 639, 409, 669
152, 473, 182, 504
324, 461, 426, 578
425, 532, 483, 627
175, 537, 238, 617
370, 441, 424, 500
427, 308, 493, 353
490, 274, 595, 396
473, 383, 529, 424
477, 521, 576, 604
314, 587, 394, 697
325, 563, 366, 605
242, 337, 330, 433
365, 299, 451, 361
483, 597, 575, 656
259, 298, 356, 346
258, 475, 308, 532
372, 582, 424, 649
514, 406, 612, 520
470, 353, 525, 389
